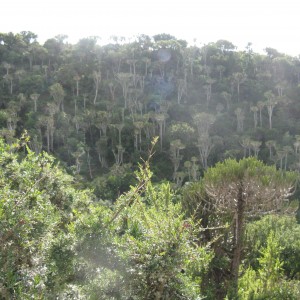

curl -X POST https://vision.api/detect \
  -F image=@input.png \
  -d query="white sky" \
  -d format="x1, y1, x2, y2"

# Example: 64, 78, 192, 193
1, 0, 299, 56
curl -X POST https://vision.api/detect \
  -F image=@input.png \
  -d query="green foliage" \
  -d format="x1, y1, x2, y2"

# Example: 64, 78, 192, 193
238, 231, 300, 299
91, 163, 137, 201
168, 121, 195, 143
118, 184, 211, 299
204, 157, 297, 215
205, 157, 276, 182
197, 158, 297, 298
1, 31, 300, 196
77, 154, 213, 299
0, 137, 91, 299
244, 215, 300, 280
2, 30, 300, 298
257, 232, 283, 290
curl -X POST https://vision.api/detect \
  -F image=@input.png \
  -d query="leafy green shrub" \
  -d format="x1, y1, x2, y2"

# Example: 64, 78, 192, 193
0, 138, 91, 299
238, 232, 300, 299
77, 151, 213, 299
244, 214, 300, 279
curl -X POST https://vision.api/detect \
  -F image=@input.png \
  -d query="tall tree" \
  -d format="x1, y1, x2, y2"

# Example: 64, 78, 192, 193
133, 121, 144, 151
169, 139, 185, 179
232, 72, 247, 102
266, 140, 276, 159
73, 74, 81, 97
116, 72, 132, 109
257, 101, 265, 127
221, 91, 232, 111
193, 112, 216, 137
235, 108, 245, 132
95, 110, 110, 138
240, 136, 251, 157
250, 140, 261, 157
204, 158, 296, 294
250, 105, 258, 129
154, 113, 166, 150
30, 93, 40, 112
177, 78, 187, 104
197, 134, 214, 169
111, 123, 125, 146
264, 90, 277, 129
204, 77, 216, 107
49, 83, 65, 112
95, 136, 108, 168
93, 71, 101, 104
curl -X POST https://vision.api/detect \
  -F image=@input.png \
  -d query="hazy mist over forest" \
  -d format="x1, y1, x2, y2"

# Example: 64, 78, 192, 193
1, 1, 300, 299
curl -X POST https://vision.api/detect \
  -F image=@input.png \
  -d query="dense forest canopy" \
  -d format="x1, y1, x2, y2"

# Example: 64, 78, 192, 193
0, 32, 300, 188
1, 31, 300, 299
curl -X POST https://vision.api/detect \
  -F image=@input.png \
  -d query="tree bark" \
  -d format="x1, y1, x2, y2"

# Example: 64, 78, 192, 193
231, 181, 245, 294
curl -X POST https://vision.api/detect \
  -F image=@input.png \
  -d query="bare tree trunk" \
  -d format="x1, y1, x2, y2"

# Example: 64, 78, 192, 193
10, 79, 13, 95
87, 150, 93, 179
46, 128, 50, 153
159, 123, 163, 150
231, 182, 245, 295
50, 127, 54, 152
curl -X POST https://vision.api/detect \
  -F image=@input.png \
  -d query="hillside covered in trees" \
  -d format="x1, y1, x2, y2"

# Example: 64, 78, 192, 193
1, 31, 300, 299
1, 31, 300, 193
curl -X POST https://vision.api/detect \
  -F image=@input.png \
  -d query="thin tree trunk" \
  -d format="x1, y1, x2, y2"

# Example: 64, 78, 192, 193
231, 182, 245, 295
46, 128, 50, 152
87, 151, 93, 179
